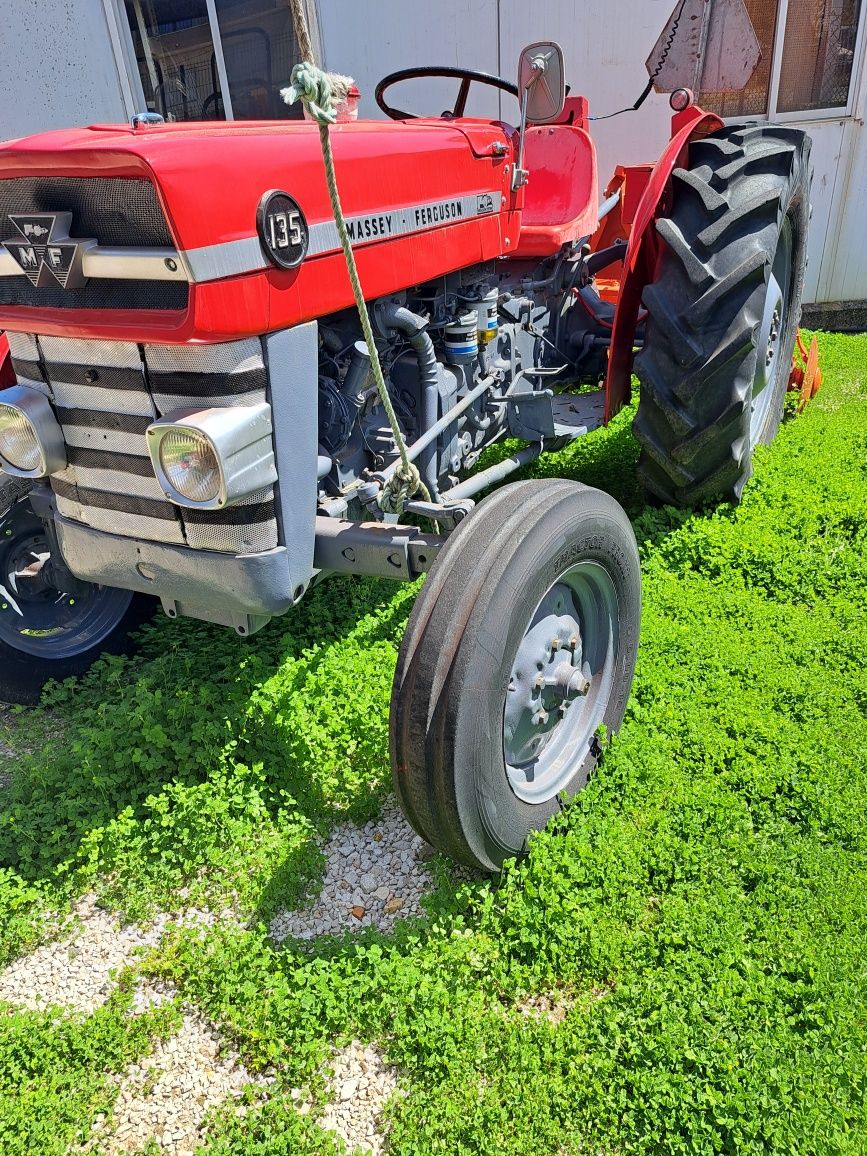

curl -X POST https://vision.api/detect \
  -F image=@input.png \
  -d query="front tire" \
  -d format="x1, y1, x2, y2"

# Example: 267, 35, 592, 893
390, 479, 641, 871
633, 124, 811, 507
0, 478, 153, 704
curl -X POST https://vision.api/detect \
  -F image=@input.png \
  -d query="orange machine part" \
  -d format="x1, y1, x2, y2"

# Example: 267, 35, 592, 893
788, 332, 822, 412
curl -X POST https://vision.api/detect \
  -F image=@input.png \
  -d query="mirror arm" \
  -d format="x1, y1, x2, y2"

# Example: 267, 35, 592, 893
512, 87, 530, 191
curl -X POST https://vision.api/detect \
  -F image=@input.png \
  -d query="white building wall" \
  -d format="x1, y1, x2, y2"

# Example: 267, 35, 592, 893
0, 0, 128, 142
0, 0, 862, 304
320, 0, 867, 305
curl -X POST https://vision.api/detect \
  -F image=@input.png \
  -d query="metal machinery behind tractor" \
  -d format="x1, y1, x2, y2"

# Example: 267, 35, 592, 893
0, 20, 811, 870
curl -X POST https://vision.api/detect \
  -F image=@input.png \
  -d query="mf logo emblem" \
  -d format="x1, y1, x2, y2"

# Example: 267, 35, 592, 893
3, 212, 95, 288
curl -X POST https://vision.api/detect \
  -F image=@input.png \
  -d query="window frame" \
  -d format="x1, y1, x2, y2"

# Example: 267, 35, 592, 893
106, 0, 322, 122
767, 0, 867, 122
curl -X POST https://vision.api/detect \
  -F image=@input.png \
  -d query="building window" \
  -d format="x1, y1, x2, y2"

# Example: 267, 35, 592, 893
212, 0, 303, 120
121, 0, 305, 121
699, 0, 780, 117
777, 0, 864, 112
699, 0, 864, 118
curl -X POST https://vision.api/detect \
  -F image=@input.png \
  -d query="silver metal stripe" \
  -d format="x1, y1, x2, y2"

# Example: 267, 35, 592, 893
39, 335, 142, 368
0, 246, 186, 281
151, 390, 266, 417
0, 250, 21, 277
182, 237, 265, 284
181, 190, 502, 283
50, 381, 156, 417
54, 464, 165, 502
61, 426, 149, 455
82, 247, 187, 281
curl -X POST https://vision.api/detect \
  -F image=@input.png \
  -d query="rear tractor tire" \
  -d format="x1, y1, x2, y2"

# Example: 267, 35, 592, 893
390, 479, 641, 872
633, 123, 811, 507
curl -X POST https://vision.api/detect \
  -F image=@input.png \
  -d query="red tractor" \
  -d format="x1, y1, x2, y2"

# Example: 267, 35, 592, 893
0, 39, 809, 871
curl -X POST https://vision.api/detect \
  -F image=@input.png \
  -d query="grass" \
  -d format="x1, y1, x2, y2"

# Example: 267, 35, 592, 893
0, 330, 865, 1154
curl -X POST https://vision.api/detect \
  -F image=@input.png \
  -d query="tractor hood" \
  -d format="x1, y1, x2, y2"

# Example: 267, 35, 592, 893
0, 119, 518, 343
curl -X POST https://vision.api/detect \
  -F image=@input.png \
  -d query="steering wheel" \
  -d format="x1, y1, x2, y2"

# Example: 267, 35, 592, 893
375, 66, 518, 121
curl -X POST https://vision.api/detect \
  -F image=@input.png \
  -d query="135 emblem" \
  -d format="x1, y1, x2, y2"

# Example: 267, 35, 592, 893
257, 190, 308, 269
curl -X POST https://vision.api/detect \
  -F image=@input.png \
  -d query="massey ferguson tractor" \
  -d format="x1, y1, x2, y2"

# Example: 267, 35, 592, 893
0, 27, 810, 870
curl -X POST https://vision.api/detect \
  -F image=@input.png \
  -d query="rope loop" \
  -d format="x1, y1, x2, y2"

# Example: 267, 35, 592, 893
282, 61, 336, 125
378, 461, 425, 515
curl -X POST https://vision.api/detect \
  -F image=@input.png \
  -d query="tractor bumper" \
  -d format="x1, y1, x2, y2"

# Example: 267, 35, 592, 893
53, 511, 301, 636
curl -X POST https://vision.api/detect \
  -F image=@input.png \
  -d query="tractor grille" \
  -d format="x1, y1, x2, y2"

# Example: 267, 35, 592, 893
7, 331, 278, 555
0, 177, 188, 311
0, 279, 188, 311
0, 177, 173, 246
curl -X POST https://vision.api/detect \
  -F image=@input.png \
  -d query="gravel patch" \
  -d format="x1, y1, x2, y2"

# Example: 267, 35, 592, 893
321, 1040, 398, 1156
515, 992, 574, 1025
269, 797, 433, 942
85, 1009, 271, 1155
0, 893, 229, 1015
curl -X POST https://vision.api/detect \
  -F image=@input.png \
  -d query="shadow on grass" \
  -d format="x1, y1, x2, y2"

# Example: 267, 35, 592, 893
0, 406, 735, 936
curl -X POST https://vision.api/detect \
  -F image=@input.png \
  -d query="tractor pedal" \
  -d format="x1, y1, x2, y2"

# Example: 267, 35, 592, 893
507, 388, 605, 443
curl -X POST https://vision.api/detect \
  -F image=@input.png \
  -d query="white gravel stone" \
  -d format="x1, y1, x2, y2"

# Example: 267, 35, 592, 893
0, 893, 232, 1015
85, 1010, 270, 1155
269, 797, 434, 942
321, 1041, 398, 1156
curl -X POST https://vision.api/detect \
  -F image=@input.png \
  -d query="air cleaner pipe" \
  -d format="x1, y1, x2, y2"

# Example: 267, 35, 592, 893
375, 375, 496, 486
378, 302, 441, 499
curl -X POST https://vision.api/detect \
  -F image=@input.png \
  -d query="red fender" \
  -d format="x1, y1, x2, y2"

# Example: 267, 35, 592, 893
0, 333, 13, 388
604, 107, 724, 422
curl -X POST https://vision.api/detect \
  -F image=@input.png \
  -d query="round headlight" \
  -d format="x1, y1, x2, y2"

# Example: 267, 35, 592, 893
0, 403, 43, 472
158, 428, 221, 503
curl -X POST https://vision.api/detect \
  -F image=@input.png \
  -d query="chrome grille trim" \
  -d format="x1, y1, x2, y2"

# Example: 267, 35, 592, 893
0, 177, 190, 310
0, 246, 187, 282
23, 333, 279, 555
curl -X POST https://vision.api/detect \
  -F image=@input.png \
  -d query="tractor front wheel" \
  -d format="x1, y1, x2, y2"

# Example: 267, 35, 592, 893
0, 477, 154, 704
633, 124, 811, 506
390, 479, 641, 872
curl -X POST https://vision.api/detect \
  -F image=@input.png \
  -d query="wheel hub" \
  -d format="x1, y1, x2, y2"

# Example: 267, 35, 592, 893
751, 216, 793, 444
0, 494, 134, 659
503, 561, 618, 805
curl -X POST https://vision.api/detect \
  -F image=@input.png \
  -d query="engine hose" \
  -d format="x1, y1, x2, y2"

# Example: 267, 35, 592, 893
379, 303, 441, 501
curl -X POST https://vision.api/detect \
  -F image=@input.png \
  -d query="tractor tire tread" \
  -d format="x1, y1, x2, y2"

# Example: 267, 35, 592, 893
633, 123, 811, 507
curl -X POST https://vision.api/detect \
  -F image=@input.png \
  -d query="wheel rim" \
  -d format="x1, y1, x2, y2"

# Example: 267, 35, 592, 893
0, 495, 134, 660
750, 216, 793, 443
503, 561, 618, 805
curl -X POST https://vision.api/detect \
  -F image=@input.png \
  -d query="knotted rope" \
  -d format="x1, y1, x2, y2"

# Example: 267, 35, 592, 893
281, 60, 430, 515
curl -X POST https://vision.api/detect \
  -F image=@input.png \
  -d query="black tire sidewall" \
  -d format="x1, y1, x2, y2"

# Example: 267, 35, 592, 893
445, 491, 641, 870
0, 480, 154, 705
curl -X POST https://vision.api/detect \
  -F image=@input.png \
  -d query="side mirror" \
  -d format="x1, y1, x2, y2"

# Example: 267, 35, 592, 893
517, 42, 565, 124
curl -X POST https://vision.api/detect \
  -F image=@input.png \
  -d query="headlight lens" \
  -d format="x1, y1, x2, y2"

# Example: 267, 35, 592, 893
158, 428, 221, 502
0, 403, 42, 472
